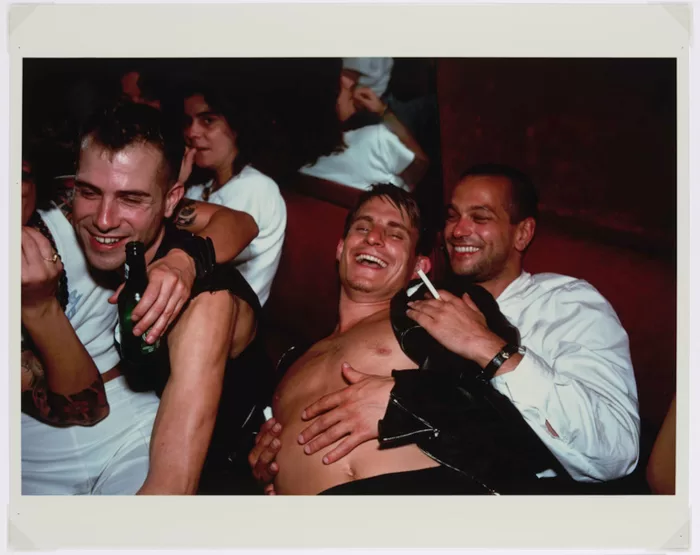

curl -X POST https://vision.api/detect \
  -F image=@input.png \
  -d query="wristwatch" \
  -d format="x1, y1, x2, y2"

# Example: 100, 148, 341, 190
479, 343, 526, 382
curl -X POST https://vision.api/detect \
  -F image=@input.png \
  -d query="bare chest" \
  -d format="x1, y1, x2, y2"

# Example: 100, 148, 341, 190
274, 319, 416, 414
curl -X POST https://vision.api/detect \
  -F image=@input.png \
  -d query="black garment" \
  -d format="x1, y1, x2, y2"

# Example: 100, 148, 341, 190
379, 277, 575, 495
119, 223, 272, 494
318, 466, 487, 495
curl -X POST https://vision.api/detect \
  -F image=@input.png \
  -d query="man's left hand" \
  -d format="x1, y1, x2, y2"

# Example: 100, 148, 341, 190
406, 289, 503, 365
298, 363, 394, 464
109, 249, 196, 344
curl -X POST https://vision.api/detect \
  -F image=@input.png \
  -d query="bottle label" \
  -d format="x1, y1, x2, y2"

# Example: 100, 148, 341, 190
124, 263, 130, 279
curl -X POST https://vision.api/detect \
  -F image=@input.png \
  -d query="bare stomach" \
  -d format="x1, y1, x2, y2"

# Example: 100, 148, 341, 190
273, 398, 438, 495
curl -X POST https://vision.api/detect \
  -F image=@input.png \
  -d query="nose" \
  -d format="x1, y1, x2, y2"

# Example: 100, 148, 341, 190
184, 119, 202, 143
94, 197, 119, 232
451, 217, 473, 240
364, 226, 385, 246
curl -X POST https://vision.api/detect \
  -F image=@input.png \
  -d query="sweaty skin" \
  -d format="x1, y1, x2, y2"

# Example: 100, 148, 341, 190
272, 310, 438, 495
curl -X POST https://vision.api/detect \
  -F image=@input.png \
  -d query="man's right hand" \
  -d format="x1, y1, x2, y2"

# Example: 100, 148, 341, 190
248, 417, 283, 493
21, 227, 63, 317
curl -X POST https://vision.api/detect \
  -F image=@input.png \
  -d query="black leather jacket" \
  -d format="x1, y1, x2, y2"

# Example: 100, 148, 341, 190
378, 277, 575, 495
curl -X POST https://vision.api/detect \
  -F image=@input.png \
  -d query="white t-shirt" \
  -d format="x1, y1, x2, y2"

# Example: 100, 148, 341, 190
342, 57, 394, 98
185, 165, 286, 306
299, 124, 415, 191
492, 271, 641, 482
37, 205, 120, 374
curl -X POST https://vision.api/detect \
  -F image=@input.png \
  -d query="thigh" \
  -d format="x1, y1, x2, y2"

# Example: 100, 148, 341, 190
91, 380, 160, 495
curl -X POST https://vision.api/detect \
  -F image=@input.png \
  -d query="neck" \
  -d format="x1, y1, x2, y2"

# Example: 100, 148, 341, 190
143, 226, 167, 267
336, 289, 392, 334
213, 150, 238, 190
478, 266, 523, 299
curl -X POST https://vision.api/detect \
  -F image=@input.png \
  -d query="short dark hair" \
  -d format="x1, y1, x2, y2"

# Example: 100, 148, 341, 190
343, 184, 427, 254
78, 101, 184, 190
459, 163, 539, 223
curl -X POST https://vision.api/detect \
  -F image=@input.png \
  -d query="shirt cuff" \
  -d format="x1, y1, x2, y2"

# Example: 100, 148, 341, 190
490, 349, 556, 415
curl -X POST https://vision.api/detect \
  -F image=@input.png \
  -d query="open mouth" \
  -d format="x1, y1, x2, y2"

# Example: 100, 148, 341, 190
355, 253, 388, 269
89, 233, 127, 251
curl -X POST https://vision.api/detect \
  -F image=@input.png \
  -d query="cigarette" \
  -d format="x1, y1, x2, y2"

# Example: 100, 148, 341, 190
417, 269, 441, 300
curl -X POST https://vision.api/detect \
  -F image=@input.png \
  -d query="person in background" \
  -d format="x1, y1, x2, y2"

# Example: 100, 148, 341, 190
299, 65, 429, 192
182, 80, 286, 307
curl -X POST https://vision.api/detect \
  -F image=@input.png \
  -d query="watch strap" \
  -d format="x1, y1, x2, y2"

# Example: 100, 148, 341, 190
480, 343, 521, 381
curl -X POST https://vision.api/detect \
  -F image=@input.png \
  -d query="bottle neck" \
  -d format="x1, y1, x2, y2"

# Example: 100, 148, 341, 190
124, 252, 148, 292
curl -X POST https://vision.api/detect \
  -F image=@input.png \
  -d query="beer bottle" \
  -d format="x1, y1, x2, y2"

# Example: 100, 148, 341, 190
118, 241, 160, 365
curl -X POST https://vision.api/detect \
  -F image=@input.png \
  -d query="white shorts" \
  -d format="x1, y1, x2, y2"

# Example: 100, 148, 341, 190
21, 376, 160, 495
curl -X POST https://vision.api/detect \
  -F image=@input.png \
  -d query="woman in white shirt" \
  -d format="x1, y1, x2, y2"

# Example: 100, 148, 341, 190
182, 85, 287, 306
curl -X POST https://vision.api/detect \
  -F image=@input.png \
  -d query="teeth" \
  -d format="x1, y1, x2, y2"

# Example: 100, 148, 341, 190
95, 236, 120, 245
454, 246, 480, 253
356, 254, 388, 268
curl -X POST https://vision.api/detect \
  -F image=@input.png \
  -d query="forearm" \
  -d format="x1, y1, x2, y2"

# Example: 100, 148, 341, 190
20, 343, 108, 426
139, 290, 235, 494
381, 110, 429, 187
174, 199, 258, 264
22, 301, 102, 394
140, 375, 220, 495
491, 349, 640, 481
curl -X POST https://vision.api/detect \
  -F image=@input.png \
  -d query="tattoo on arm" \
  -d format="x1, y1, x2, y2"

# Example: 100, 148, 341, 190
21, 349, 109, 427
173, 199, 198, 228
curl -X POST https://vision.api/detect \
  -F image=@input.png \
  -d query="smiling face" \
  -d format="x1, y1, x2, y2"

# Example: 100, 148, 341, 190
72, 138, 183, 272
336, 195, 427, 302
445, 175, 534, 295
183, 94, 238, 179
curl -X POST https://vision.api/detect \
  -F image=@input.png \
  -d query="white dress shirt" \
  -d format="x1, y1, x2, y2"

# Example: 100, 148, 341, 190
491, 271, 641, 482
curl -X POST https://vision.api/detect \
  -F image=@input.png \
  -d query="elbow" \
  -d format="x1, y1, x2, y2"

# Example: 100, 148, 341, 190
402, 156, 430, 190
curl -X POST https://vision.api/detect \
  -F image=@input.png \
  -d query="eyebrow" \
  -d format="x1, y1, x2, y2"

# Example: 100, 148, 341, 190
446, 203, 497, 215
353, 215, 411, 234
74, 180, 151, 199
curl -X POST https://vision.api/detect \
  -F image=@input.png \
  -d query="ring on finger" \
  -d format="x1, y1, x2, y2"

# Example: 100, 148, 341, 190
42, 252, 59, 264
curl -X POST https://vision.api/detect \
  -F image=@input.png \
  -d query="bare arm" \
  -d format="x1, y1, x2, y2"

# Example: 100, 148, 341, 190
380, 109, 430, 189
137, 290, 241, 495
353, 87, 430, 190
21, 227, 108, 426
172, 198, 258, 264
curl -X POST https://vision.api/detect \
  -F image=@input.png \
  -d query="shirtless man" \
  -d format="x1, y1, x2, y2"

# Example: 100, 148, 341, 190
259, 185, 490, 495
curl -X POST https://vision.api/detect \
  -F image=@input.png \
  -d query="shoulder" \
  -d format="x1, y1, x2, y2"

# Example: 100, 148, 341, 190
237, 166, 282, 193
519, 272, 622, 325
233, 167, 285, 209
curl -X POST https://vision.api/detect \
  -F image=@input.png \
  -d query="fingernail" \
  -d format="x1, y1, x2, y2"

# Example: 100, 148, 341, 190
301, 410, 307, 419
322, 456, 329, 464
297, 434, 305, 444
271, 439, 280, 449
304, 445, 311, 454
270, 463, 278, 472
272, 423, 281, 433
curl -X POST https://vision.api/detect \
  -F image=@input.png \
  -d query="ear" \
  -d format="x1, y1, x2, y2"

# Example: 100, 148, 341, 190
336, 238, 345, 262
164, 182, 185, 219
410, 255, 432, 280
514, 217, 536, 252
